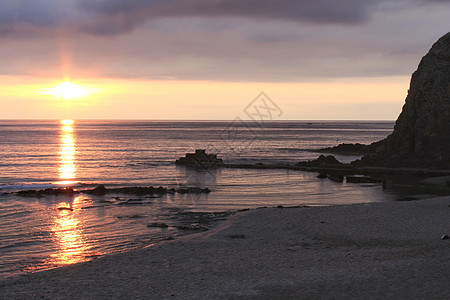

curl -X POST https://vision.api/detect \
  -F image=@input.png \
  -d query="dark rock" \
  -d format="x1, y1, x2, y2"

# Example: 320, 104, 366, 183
57, 206, 73, 211
317, 140, 384, 155
296, 155, 342, 167
116, 199, 144, 205
315, 155, 342, 165
360, 32, 450, 169
156, 186, 166, 193
176, 187, 211, 194
176, 149, 224, 168
16, 187, 76, 197
81, 205, 104, 210
317, 173, 328, 179
148, 222, 169, 228
328, 175, 344, 183
87, 185, 108, 195
346, 176, 382, 183
113, 186, 163, 195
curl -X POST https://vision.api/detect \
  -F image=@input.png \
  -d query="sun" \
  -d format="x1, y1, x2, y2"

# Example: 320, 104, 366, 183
49, 82, 93, 100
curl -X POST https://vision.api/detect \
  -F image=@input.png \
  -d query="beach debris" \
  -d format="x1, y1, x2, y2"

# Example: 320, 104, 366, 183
441, 235, 449, 240
175, 149, 224, 168
277, 205, 283, 208
148, 222, 169, 228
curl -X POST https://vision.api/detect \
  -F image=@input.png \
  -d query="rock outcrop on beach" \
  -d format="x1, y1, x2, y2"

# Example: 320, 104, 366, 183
295, 155, 343, 167
13, 185, 211, 197
317, 140, 384, 155
360, 32, 450, 168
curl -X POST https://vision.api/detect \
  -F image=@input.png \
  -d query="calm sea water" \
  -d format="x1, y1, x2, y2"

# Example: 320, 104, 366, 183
0, 120, 401, 279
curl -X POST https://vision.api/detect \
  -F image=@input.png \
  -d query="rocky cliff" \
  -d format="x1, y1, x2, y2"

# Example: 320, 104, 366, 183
361, 32, 450, 169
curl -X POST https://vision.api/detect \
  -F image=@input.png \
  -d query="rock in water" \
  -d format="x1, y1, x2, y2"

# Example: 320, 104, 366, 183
362, 32, 450, 168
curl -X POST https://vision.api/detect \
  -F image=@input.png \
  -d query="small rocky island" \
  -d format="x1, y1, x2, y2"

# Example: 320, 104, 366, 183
176, 149, 224, 168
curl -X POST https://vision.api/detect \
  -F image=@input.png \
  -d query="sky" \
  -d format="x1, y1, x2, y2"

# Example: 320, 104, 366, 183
1, 0, 450, 120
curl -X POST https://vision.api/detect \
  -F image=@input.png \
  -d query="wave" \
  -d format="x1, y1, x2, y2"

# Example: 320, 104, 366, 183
276, 147, 311, 152
0, 182, 84, 191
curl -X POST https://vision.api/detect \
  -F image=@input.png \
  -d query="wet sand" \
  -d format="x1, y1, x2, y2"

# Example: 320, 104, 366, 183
1, 197, 449, 299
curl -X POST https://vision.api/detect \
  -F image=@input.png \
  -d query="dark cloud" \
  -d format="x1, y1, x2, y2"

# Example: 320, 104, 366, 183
0, 0, 448, 37
0, 0, 384, 36
79, 0, 375, 23
0, 0, 449, 82
0, 1, 70, 27
77, 0, 379, 35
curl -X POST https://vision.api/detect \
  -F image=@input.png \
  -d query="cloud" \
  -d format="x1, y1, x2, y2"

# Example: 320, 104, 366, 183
0, 0, 448, 37
77, 0, 380, 35
0, 0, 387, 37
0, 0, 449, 82
80, 0, 376, 22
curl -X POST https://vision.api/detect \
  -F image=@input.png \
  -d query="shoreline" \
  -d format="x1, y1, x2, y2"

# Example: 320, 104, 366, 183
1, 196, 449, 299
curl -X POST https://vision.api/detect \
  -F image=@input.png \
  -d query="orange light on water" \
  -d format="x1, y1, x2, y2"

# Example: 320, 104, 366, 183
57, 120, 77, 185
62, 125, 73, 132
47, 197, 92, 266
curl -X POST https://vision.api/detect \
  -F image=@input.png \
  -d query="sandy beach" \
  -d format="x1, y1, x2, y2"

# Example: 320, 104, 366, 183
1, 197, 449, 299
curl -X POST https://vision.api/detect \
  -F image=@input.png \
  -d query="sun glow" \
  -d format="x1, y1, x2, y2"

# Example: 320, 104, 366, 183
61, 119, 74, 126
48, 81, 94, 100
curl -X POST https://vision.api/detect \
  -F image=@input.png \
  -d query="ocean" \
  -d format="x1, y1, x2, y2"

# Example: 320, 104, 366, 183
0, 120, 409, 279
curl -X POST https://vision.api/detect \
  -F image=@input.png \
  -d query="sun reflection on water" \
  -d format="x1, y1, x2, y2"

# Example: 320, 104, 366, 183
58, 120, 77, 185
47, 196, 94, 267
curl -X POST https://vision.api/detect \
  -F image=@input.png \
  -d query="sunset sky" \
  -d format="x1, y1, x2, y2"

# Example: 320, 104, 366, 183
1, 0, 450, 120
